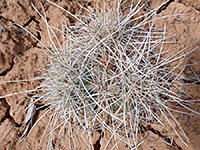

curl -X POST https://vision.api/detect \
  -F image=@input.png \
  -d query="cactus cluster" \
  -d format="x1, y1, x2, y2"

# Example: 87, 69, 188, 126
11, 0, 199, 149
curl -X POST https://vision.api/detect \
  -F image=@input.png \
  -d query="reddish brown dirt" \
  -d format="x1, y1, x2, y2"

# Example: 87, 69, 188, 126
0, 0, 200, 150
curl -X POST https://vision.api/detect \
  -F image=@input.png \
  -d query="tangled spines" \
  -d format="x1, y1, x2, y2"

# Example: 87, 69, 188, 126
21, 0, 199, 149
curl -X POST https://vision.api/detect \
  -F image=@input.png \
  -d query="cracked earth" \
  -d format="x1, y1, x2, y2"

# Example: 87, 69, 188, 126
0, 0, 200, 149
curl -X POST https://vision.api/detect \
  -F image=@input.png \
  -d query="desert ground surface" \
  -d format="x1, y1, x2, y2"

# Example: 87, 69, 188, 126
0, 0, 200, 149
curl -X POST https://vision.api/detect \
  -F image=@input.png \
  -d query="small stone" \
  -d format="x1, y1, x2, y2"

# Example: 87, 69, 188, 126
179, 10, 183, 13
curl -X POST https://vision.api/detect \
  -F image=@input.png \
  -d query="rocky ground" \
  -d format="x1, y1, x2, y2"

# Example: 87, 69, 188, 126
0, 0, 200, 149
